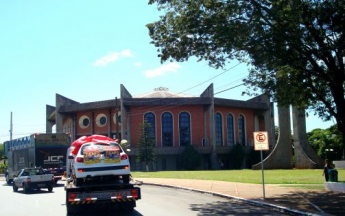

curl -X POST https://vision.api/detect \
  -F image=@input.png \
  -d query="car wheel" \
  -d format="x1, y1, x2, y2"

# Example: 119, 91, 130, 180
23, 184, 29, 194
48, 186, 53, 192
122, 175, 130, 184
13, 183, 18, 192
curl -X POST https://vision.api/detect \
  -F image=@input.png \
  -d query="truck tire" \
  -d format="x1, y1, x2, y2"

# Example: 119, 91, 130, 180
6, 174, 11, 185
66, 204, 76, 215
23, 184, 29, 194
122, 175, 130, 184
13, 184, 18, 192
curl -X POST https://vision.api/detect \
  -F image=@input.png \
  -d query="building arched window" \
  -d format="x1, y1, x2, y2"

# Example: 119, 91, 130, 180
227, 114, 235, 146
215, 112, 223, 146
238, 114, 246, 146
179, 112, 191, 146
162, 112, 173, 146
144, 112, 156, 144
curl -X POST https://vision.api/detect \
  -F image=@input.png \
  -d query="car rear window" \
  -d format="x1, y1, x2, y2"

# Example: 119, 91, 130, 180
80, 143, 120, 155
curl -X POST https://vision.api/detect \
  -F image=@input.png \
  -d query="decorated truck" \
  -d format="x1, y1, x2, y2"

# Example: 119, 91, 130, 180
65, 135, 141, 214
4, 133, 71, 184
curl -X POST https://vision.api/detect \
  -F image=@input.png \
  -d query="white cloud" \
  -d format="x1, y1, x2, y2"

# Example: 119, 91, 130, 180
144, 62, 180, 78
134, 62, 142, 67
93, 49, 135, 67
121, 49, 134, 57
94, 52, 120, 66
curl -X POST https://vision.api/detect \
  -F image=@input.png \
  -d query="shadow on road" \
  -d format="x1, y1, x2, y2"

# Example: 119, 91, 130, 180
66, 206, 143, 216
262, 190, 345, 216
190, 200, 285, 216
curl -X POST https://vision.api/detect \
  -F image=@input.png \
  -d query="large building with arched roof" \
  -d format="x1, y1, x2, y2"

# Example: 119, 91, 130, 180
46, 84, 275, 171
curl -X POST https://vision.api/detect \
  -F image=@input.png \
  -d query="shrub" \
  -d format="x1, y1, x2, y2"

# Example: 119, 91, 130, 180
229, 143, 245, 169
179, 145, 201, 170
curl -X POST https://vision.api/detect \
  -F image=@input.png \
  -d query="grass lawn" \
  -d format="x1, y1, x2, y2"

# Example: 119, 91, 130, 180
132, 169, 345, 186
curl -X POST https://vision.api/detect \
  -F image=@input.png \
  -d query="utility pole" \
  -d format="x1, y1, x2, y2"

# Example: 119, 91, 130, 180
9, 112, 13, 141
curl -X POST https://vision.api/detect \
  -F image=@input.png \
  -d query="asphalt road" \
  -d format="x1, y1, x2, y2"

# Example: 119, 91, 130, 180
0, 181, 287, 216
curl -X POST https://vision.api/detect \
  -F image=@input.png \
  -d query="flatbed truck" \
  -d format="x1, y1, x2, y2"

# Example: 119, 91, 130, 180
65, 179, 141, 214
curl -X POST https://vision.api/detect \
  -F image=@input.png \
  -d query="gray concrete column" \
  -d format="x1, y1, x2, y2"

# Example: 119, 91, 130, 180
292, 107, 322, 168
252, 105, 293, 169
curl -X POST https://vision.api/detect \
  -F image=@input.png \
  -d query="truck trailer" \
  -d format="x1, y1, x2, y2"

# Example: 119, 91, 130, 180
4, 133, 71, 184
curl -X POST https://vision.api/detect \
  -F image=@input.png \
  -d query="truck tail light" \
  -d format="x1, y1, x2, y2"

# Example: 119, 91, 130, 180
131, 190, 138, 198
27, 178, 31, 184
121, 154, 128, 160
68, 193, 76, 202
76, 157, 84, 163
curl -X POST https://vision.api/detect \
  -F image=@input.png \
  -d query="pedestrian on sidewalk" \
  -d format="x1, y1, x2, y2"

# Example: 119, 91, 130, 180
322, 159, 332, 182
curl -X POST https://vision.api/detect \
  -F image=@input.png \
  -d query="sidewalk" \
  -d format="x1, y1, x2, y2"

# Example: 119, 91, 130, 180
136, 178, 345, 216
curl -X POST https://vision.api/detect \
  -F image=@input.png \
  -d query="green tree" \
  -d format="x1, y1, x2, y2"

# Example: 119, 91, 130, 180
137, 120, 156, 171
147, 0, 345, 157
308, 125, 343, 160
179, 145, 201, 170
0, 143, 5, 160
229, 143, 245, 169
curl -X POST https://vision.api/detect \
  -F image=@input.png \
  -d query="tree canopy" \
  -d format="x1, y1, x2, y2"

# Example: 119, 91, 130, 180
0, 143, 5, 160
308, 125, 343, 160
147, 0, 345, 156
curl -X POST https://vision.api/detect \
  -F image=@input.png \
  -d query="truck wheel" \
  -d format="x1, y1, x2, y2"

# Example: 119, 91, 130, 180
48, 186, 53, 192
23, 184, 29, 194
122, 175, 130, 184
13, 184, 18, 192
66, 204, 76, 215
6, 174, 11, 185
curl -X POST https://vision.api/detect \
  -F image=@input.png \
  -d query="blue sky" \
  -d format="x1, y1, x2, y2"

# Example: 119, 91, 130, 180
0, 0, 334, 143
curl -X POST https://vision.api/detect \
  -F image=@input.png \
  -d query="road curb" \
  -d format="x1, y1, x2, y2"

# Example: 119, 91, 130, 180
143, 182, 320, 216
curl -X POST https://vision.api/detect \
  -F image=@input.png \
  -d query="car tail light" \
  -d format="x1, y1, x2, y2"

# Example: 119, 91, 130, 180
76, 157, 84, 163
121, 154, 128, 160
27, 178, 31, 184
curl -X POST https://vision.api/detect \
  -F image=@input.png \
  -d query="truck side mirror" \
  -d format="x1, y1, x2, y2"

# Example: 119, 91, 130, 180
68, 155, 74, 159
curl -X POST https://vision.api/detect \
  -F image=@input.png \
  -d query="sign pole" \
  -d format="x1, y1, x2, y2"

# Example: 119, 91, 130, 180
254, 131, 269, 201
260, 150, 265, 200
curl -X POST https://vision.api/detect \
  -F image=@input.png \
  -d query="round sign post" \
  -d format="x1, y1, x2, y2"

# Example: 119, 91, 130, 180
253, 131, 269, 200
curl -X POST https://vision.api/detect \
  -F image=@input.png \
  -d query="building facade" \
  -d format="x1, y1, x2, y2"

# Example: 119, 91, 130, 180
46, 84, 275, 171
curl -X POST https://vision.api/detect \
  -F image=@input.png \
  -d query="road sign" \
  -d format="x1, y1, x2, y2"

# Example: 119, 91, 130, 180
253, 131, 269, 151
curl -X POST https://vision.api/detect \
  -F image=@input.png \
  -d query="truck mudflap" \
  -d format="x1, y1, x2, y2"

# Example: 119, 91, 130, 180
67, 188, 141, 205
